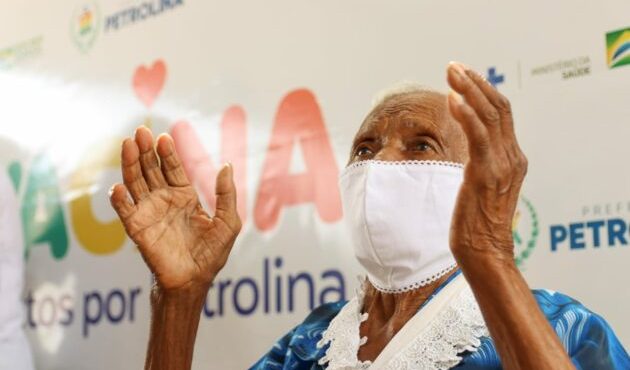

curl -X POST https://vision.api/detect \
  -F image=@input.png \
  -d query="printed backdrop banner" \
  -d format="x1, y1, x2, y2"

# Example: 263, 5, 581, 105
1, 0, 629, 369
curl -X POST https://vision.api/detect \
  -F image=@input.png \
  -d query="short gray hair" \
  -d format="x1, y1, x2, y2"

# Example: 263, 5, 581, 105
371, 82, 436, 108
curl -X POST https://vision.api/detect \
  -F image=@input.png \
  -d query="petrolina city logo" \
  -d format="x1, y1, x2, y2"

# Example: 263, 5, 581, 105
70, 3, 100, 53
606, 27, 630, 69
71, 1, 184, 53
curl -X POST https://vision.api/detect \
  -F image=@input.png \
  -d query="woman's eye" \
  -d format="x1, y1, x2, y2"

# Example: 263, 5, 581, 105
356, 146, 373, 157
412, 142, 432, 152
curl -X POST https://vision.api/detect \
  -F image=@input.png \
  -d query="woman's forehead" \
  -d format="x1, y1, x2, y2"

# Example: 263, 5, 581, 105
357, 92, 449, 136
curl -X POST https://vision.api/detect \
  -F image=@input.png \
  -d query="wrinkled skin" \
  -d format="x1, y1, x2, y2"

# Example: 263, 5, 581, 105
352, 65, 565, 368
109, 129, 242, 292
347, 90, 470, 361
110, 62, 574, 370
349, 69, 526, 361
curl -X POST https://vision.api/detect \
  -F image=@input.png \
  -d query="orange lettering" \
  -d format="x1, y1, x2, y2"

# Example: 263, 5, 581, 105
171, 106, 248, 222
254, 89, 342, 231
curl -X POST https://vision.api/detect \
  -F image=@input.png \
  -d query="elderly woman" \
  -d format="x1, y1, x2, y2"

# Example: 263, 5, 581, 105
109, 62, 629, 369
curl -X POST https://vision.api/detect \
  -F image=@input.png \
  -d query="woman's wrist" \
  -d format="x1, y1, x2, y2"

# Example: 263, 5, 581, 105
151, 280, 210, 313
452, 241, 517, 272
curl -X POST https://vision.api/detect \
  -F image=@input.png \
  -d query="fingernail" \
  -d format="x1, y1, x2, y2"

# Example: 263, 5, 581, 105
108, 185, 115, 198
449, 61, 467, 78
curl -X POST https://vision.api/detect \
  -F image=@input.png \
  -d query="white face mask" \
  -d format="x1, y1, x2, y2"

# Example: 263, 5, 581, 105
339, 160, 463, 293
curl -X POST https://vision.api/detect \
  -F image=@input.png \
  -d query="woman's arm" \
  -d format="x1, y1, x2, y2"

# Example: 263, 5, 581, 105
461, 257, 573, 369
144, 284, 209, 370
109, 127, 241, 370
446, 62, 575, 370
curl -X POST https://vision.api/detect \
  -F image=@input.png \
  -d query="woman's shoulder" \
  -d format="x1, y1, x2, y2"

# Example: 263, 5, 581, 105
529, 288, 610, 334
461, 289, 629, 369
288, 300, 348, 359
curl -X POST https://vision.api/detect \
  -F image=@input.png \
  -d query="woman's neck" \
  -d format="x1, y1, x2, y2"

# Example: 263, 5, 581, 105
357, 269, 457, 362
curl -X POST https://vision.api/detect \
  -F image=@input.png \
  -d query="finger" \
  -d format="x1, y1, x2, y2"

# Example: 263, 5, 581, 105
156, 133, 191, 187
109, 183, 136, 220
135, 127, 167, 190
447, 92, 490, 158
463, 68, 517, 141
121, 138, 150, 202
462, 68, 525, 168
447, 62, 501, 136
214, 163, 241, 230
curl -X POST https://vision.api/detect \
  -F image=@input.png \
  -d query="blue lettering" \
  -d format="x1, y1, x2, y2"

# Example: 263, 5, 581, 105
105, 290, 126, 323
103, 0, 184, 33
275, 257, 283, 313
59, 294, 74, 326
288, 272, 314, 312
25, 292, 36, 328
263, 258, 270, 313
607, 218, 628, 246
83, 291, 102, 337
569, 223, 585, 249
550, 225, 568, 251
233, 278, 259, 315
129, 287, 141, 322
319, 270, 346, 304
104, 15, 119, 31
200, 257, 348, 320
203, 291, 216, 318
218, 279, 232, 316
585, 220, 605, 247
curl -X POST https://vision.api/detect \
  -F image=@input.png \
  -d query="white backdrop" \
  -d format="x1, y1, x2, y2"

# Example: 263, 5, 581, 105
0, 0, 629, 369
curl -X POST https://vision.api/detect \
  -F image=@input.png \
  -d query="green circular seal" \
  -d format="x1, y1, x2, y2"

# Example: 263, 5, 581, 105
512, 196, 538, 267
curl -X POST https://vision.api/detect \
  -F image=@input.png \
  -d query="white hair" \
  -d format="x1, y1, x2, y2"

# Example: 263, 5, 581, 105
371, 82, 437, 108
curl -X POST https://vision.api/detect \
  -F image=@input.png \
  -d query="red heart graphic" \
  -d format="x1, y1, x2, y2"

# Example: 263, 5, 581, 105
133, 60, 167, 108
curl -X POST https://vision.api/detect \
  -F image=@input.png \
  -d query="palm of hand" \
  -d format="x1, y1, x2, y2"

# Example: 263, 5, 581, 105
110, 127, 241, 291
127, 187, 215, 290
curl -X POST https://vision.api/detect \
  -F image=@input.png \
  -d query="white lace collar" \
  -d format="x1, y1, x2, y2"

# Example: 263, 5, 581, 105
316, 275, 488, 370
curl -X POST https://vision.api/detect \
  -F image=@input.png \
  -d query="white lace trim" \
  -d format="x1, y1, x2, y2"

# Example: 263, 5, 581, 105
383, 287, 488, 370
316, 289, 371, 370
316, 281, 488, 370
341, 160, 465, 179
369, 264, 458, 294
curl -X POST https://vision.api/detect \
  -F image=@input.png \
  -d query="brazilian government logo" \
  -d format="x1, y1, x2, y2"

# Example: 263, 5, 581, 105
512, 196, 538, 267
606, 27, 630, 69
71, 2, 100, 53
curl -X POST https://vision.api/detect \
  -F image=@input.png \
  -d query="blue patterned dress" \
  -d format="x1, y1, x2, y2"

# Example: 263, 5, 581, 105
250, 272, 630, 369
